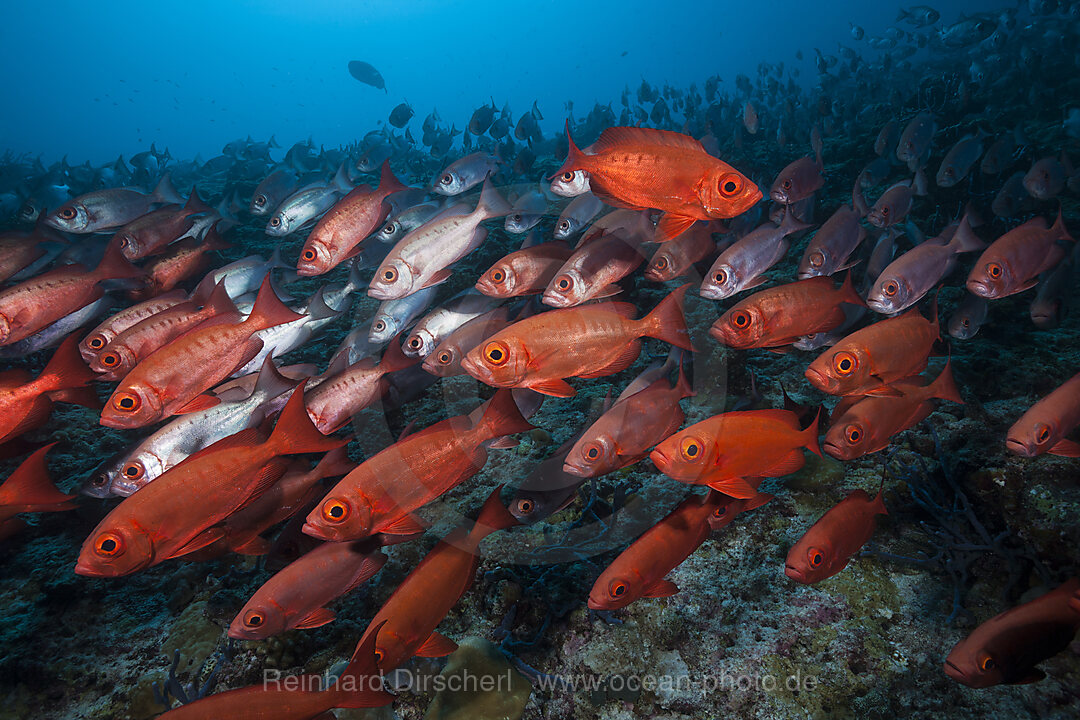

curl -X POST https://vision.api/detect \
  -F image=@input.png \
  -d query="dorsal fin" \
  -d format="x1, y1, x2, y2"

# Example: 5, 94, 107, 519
592, 127, 705, 155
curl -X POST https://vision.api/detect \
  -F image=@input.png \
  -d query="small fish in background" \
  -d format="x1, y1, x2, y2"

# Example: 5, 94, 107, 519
554, 192, 603, 240
468, 99, 497, 136
866, 171, 927, 228
966, 209, 1072, 299
895, 112, 936, 171
944, 578, 1080, 688
431, 152, 500, 196
769, 131, 824, 205
367, 286, 438, 345
743, 101, 759, 135
947, 292, 990, 339
348, 60, 386, 92
936, 129, 989, 187
504, 186, 548, 234
797, 205, 866, 279
249, 168, 299, 216
388, 101, 413, 128
1005, 371, 1080, 457
1023, 154, 1072, 200
991, 171, 1030, 218
896, 5, 940, 26
510, 428, 588, 525
784, 481, 887, 584
644, 221, 719, 282
1029, 245, 1077, 329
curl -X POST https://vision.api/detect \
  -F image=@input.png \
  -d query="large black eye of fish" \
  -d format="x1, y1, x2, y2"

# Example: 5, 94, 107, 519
987, 263, 1003, 279
87, 335, 106, 350
845, 425, 862, 444
558, 220, 570, 231
680, 437, 702, 461
833, 351, 858, 376
808, 548, 825, 568
556, 275, 573, 291
254, 195, 266, 206
781, 179, 792, 190
809, 251, 825, 268
883, 280, 899, 296
59, 207, 77, 219
437, 351, 452, 364
979, 655, 996, 671
440, 173, 453, 185
610, 581, 628, 598
123, 462, 145, 479
408, 337, 422, 349
732, 311, 751, 329
382, 268, 398, 283
115, 393, 141, 412
322, 499, 350, 523
373, 320, 386, 332
1035, 424, 1051, 443
245, 611, 264, 627
94, 532, 123, 557
713, 268, 728, 285
270, 216, 281, 227
654, 256, 669, 270
483, 341, 509, 366
302, 249, 317, 262
561, 171, 575, 182
719, 173, 743, 196
516, 498, 535, 514
491, 269, 505, 283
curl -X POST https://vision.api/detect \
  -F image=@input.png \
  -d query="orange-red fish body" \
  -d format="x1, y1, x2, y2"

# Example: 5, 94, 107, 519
588, 488, 771, 610
825, 361, 962, 460
0, 444, 78, 526
303, 391, 531, 541
944, 577, 1080, 688
710, 274, 864, 349
421, 308, 512, 378
305, 339, 417, 434
128, 237, 217, 300
805, 302, 939, 397
298, 161, 408, 276
967, 210, 1072, 299
1006, 370, 1080, 457
358, 487, 518, 671
553, 126, 761, 242
542, 232, 644, 308
77, 388, 343, 577
649, 409, 820, 499
784, 484, 887, 584
0, 335, 99, 445
80, 289, 188, 363
0, 241, 139, 346
644, 221, 718, 282
100, 277, 303, 428
475, 241, 574, 298
461, 285, 693, 398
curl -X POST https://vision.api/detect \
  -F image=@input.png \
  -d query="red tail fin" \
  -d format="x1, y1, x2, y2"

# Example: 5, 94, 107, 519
472, 389, 534, 444
378, 334, 419, 375
245, 275, 305, 332
40, 335, 97, 393
183, 188, 212, 214
267, 383, 349, 455
93, 240, 143, 282
0, 444, 76, 507
837, 270, 866, 307
928, 358, 963, 404
471, 484, 520, 540
310, 446, 356, 480
802, 408, 823, 457
642, 283, 696, 351
378, 160, 409, 197
338, 621, 395, 708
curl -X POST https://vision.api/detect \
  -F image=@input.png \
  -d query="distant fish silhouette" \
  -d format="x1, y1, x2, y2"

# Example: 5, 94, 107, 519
348, 61, 386, 92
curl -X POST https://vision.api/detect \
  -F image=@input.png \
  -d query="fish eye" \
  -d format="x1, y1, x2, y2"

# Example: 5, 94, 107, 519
987, 263, 1002, 279
90, 474, 108, 488
114, 393, 141, 412
1034, 423, 1051, 444
609, 581, 627, 598
583, 443, 601, 462
558, 220, 570, 231
555, 275, 573, 291
94, 532, 124, 557
883, 280, 898, 296
561, 171, 575, 182
781, 179, 792, 190
254, 194, 266, 206
516, 498, 535, 514
374, 649, 384, 663
59, 207, 77, 219
373, 320, 386, 332
680, 437, 702, 460
302, 249, 317, 262
732, 311, 751, 329
440, 173, 453, 185
321, 499, 350, 523
713, 268, 728, 285
719, 174, 743, 196
244, 611, 264, 628
809, 251, 825, 268
880, 206, 889, 216
961, 319, 970, 327
382, 268, 398, 283
654, 256, 669, 270
270, 217, 281, 227
979, 655, 995, 671
491, 269, 505, 283
845, 425, 862, 444
483, 341, 509, 366
122, 462, 145, 479
437, 351, 452, 364
808, 548, 824, 568
510, 214, 522, 223
87, 335, 106, 350
833, 351, 858, 376
408, 337, 422, 349
100, 352, 121, 367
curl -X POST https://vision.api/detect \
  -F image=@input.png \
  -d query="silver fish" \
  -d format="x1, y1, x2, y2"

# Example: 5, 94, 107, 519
368, 286, 438, 344
432, 153, 499, 196
505, 188, 548, 234
700, 211, 809, 299
403, 289, 500, 358
948, 293, 990, 339
266, 164, 352, 236
550, 169, 591, 198
936, 130, 989, 188
250, 168, 299, 216
797, 205, 865, 279
375, 202, 442, 244
44, 174, 183, 233
554, 192, 603, 240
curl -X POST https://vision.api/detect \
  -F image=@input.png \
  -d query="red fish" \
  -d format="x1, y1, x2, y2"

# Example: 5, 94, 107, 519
0, 334, 100, 446
305, 337, 418, 434
944, 577, 1080, 688
79, 289, 188, 363
824, 361, 963, 460
784, 482, 887, 584
966, 209, 1072, 299
76, 386, 344, 577
644, 221, 719, 282
297, 161, 408, 276
90, 281, 236, 380
552, 125, 761, 242
0, 240, 141, 346
588, 488, 771, 610
1006, 370, 1080, 457
230, 538, 387, 639
0, 443, 78, 535
475, 241, 574, 298
649, 409, 821, 499
357, 486, 519, 672
100, 276, 304, 429
421, 307, 513, 378
461, 285, 694, 398
564, 355, 693, 477
542, 231, 645, 308
710, 273, 865, 349
157, 624, 393, 718
115, 191, 213, 260
302, 390, 532, 541
804, 299, 939, 397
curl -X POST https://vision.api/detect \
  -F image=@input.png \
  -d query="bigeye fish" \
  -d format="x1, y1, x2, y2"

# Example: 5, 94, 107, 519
797, 205, 865, 279
375, 202, 442, 245
403, 290, 500, 359
504, 188, 549, 234
895, 112, 936, 170
510, 430, 588, 524
700, 211, 809, 300
432, 153, 500, 196
44, 174, 183, 233
554, 192, 603, 240
368, 286, 438, 344
542, 232, 645, 308
421, 307, 513, 378
266, 164, 353, 236
947, 292, 990, 339
250, 168, 299, 216
936, 130, 989, 188
966, 209, 1072, 299
784, 482, 887, 584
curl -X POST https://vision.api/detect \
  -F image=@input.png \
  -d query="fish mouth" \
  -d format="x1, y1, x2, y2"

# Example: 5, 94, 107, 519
541, 290, 570, 308
822, 440, 849, 460
74, 560, 109, 578
301, 521, 333, 540
943, 660, 969, 684
1005, 438, 1036, 457
965, 279, 992, 298
803, 366, 834, 392
769, 189, 790, 204
648, 448, 671, 473
783, 564, 808, 583
366, 284, 396, 301
865, 297, 891, 314
561, 461, 589, 478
